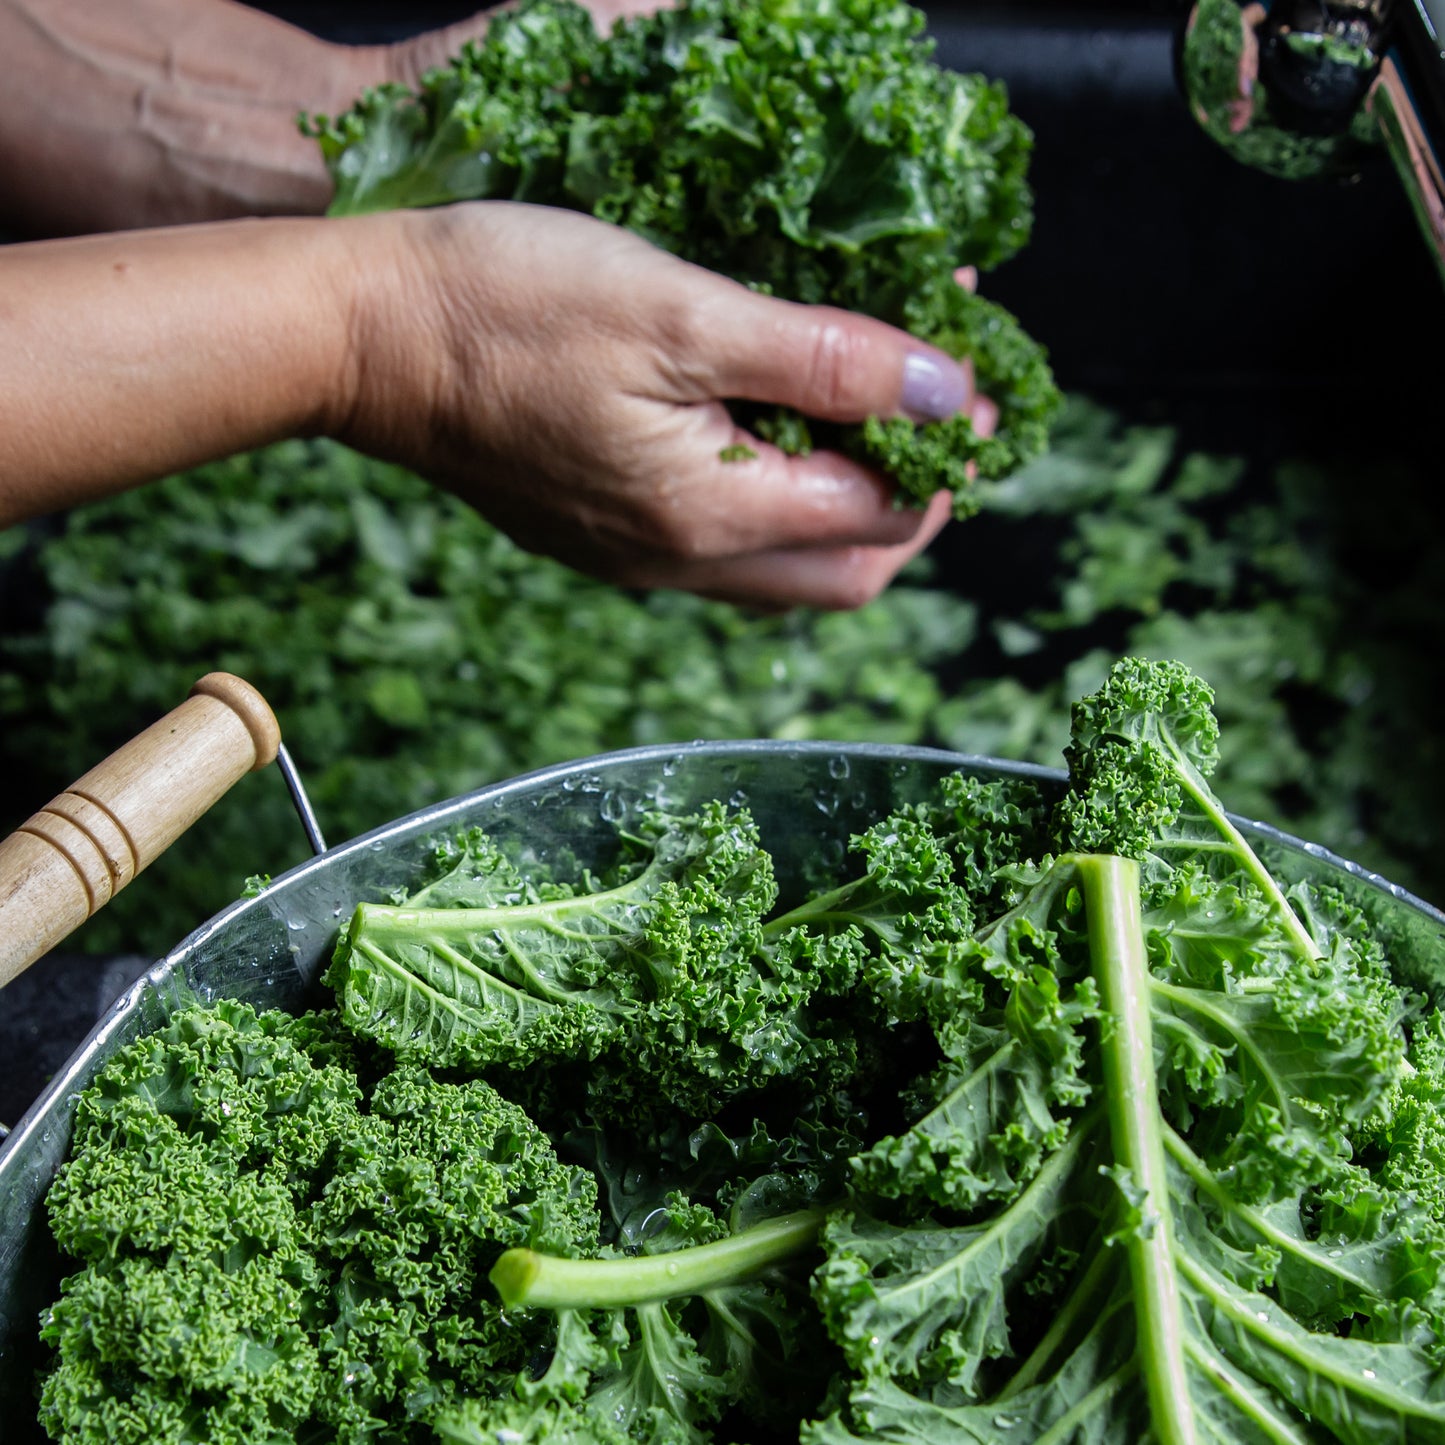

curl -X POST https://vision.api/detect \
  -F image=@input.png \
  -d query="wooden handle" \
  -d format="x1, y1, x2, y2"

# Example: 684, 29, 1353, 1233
0, 673, 280, 988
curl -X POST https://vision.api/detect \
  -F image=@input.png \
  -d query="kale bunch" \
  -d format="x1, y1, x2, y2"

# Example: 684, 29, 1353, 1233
308, 0, 1061, 507
404, 660, 1445, 1442
38, 1003, 601, 1444
798, 662, 1445, 1442
37, 660, 1445, 1443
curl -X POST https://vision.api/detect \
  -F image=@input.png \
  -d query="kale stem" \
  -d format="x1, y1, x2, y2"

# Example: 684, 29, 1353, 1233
490, 1209, 826, 1311
1074, 852, 1197, 1445
1160, 1123, 1376, 1296
1166, 739, 1321, 963
354, 892, 634, 938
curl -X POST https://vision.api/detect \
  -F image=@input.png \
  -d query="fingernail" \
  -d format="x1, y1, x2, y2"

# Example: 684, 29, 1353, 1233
902, 351, 970, 421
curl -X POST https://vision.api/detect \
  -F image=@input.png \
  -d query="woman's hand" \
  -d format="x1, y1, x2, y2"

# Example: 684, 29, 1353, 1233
336, 203, 976, 609
0, 0, 673, 238
0, 203, 977, 611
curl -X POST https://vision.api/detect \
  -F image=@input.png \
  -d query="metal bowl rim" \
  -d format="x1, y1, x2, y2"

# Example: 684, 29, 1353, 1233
4, 737, 1442, 1164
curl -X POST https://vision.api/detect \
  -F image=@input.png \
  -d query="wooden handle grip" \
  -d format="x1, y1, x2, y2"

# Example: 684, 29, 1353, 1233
0, 673, 280, 988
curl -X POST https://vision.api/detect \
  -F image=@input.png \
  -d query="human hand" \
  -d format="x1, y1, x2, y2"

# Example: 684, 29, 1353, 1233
334, 203, 984, 610
0, 0, 662, 237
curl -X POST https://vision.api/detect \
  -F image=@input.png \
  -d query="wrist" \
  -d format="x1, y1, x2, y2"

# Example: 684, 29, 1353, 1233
322, 210, 458, 465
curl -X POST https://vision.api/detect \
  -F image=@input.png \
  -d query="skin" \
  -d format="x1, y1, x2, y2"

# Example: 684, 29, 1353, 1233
0, 0, 979, 610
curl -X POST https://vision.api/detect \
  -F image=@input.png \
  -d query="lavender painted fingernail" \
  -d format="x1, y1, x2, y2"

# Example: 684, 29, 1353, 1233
901, 351, 970, 420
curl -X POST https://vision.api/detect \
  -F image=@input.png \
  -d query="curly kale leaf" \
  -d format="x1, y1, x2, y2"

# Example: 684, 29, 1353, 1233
809, 854, 1445, 1444
1056, 655, 1322, 963
310, 0, 1059, 503
38, 1002, 600, 1445
809, 665, 1445, 1444
763, 803, 980, 1030
849, 857, 1101, 1212
761, 769, 1052, 1035
489, 1197, 830, 1445
329, 803, 874, 1112
847, 284, 1063, 506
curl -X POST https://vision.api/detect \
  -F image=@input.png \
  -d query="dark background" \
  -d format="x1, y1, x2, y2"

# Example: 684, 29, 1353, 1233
3, 0, 1440, 1130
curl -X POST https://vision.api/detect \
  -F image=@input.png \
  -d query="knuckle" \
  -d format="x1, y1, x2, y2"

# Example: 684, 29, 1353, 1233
818, 552, 888, 611
653, 284, 714, 361
805, 320, 869, 415
641, 491, 721, 562
646, 287, 722, 399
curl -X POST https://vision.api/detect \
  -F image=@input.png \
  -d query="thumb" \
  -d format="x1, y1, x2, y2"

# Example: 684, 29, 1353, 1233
690, 284, 972, 426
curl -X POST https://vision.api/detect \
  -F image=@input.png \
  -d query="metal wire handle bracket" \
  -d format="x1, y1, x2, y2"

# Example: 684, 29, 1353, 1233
276, 742, 328, 857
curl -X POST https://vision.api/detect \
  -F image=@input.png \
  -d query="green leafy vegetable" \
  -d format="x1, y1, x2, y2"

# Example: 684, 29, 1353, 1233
38, 1003, 602, 1444
4, 394, 1438, 962
328, 803, 806, 1109
44, 657, 1445, 1444
306, 0, 1061, 505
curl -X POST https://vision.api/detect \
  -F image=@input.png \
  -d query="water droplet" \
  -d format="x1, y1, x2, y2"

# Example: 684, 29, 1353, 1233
1363, 1368, 1377, 1380
1327, 1248, 1343, 1259
599, 791, 626, 824
1256, 1311, 1269, 1322
828, 755, 851, 780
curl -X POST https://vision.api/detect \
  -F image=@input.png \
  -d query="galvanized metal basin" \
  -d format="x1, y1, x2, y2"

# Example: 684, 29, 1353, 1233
3, 740, 1443, 1438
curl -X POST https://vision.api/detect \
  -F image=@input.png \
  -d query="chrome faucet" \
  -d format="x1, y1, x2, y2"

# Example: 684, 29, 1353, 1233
1180, 0, 1445, 281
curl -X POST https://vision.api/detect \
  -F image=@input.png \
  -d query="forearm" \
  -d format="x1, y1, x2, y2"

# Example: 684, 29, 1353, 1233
0, 216, 384, 522
0, 0, 392, 235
